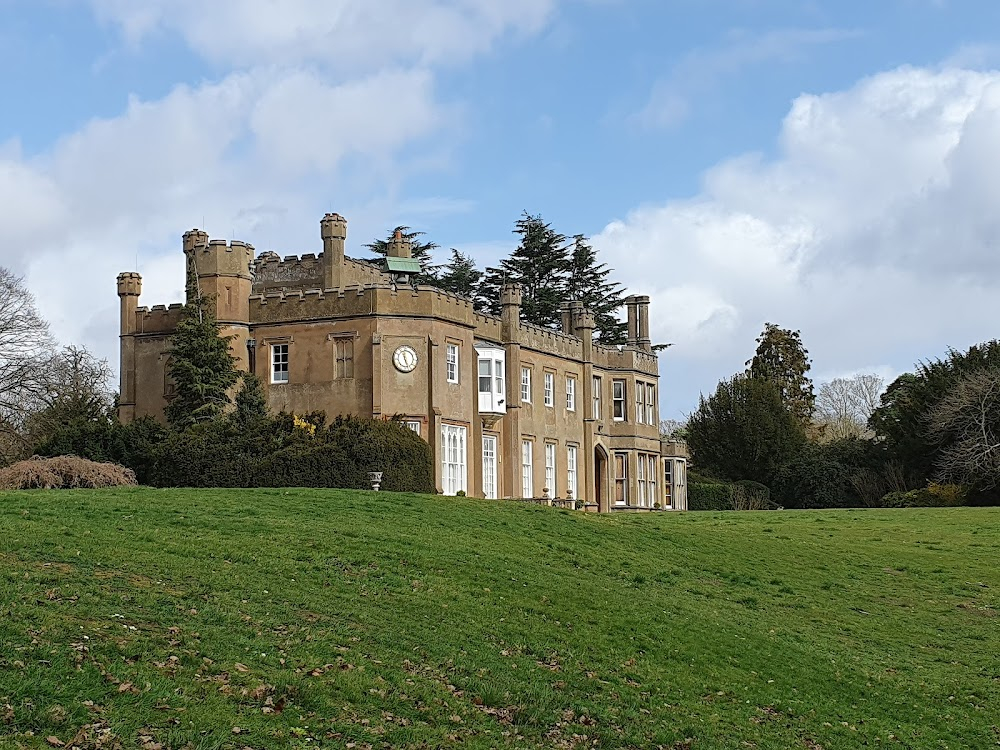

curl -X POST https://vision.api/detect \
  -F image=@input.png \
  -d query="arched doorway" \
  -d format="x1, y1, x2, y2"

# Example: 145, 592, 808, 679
594, 445, 609, 513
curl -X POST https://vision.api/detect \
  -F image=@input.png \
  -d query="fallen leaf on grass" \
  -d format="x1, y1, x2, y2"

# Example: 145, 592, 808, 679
234, 663, 250, 673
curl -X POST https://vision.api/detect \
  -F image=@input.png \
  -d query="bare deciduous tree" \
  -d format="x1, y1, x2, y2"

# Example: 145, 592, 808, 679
25, 346, 114, 441
659, 418, 688, 439
814, 373, 885, 440
730, 483, 771, 511
848, 460, 909, 507
927, 367, 1000, 489
0, 268, 54, 449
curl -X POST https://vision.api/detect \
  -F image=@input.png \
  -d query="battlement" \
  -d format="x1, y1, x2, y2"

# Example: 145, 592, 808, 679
518, 318, 585, 359
249, 280, 483, 327
472, 310, 503, 343
134, 303, 185, 334
252, 253, 383, 293
184, 235, 255, 280
117, 271, 141, 297
593, 342, 659, 376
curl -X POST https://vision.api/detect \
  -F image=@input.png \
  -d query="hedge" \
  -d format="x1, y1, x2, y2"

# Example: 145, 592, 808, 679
36, 414, 435, 493
688, 482, 733, 511
879, 484, 967, 508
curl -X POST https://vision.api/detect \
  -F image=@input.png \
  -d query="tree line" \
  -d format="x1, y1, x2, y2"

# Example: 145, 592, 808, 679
365, 212, 629, 343
0, 268, 115, 465
684, 322, 1000, 509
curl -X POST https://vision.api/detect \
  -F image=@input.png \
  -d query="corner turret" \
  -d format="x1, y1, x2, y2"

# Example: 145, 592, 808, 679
321, 212, 347, 289
182, 231, 254, 370
116, 271, 142, 423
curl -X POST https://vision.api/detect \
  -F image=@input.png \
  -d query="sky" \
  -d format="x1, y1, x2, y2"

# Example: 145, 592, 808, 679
3, 0, 1000, 419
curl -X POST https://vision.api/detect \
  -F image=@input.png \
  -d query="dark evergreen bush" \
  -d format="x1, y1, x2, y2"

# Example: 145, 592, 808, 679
34, 416, 167, 485
36, 413, 435, 493
688, 482, 733, 511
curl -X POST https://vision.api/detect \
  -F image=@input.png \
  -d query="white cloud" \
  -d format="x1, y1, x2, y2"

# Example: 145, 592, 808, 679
0, 68, 451, 371
250, 68, 446, 175
597, 65, 1000, 417
88, 0, 558, 71
1, 1, 568, 379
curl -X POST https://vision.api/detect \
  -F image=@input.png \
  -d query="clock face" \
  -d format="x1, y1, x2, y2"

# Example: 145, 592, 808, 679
392, 345, 418, 373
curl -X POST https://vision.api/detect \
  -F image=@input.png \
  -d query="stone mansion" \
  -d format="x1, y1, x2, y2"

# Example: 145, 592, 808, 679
116, 213, 688, 512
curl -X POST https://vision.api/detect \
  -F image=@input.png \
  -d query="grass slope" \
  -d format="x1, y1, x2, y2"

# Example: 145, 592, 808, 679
1, 489, 998, 749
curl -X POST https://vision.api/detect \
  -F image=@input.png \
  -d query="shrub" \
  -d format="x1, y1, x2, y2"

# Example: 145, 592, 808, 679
772, 444, 859, 509
37, 412, 435, 493
143, 414, 435, 492
0, 456, 137, 490
879, 484, 968, 508
688, 482, 732, 511
732, 480, 772, 510
33, 416, 167, 485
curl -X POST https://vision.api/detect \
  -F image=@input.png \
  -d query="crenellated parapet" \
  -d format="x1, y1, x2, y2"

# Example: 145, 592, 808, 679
253, 251, 325, 292
472, 311, 503, 343
593, 342, 659, 376
517, 319, 585, 359
185, 237, 254, 279
253, 252, 383, 293
116, 271, 142, 298
135, 303, 185, 334
249, 282, 480, 328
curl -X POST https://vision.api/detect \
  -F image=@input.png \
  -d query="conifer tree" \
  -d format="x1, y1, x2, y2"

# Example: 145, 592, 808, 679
482, 212, 569, 327
476, 264, 508, 318
746, 323, 815, 426
565, 234, 627, 343
365, 226, 442, 285
437, 249, 483, 304
231, 372, 268, 426
165, 298, 239, 429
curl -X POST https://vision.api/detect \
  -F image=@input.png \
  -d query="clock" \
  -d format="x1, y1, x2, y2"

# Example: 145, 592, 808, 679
392, 345, 418, 373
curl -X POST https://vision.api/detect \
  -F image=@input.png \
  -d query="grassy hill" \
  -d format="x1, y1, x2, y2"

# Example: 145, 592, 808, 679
1, 489, 998, 749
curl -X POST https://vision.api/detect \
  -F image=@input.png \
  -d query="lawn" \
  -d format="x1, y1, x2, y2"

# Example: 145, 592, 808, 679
0, 489, 997, 749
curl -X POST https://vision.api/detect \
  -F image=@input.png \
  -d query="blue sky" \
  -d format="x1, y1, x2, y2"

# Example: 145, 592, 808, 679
3, 0, 1000, 418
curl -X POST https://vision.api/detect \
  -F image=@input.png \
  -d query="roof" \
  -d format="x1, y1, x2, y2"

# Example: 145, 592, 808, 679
381, 257, 422, 274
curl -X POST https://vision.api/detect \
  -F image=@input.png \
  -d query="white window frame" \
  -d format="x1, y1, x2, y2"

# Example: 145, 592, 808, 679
543, 372, 554, 407
495, 358, 505, 398
544, 442, 556, 497
636, 381, 646, 425
593, 376, 602, 419
521, 440, 534, 498
566, 376, 576, 412
405, 420, 421, 436
482, 435, 498, 500
612, 379, 626, 421
271, 343, 289, 384
614, 451, 628, 505
646, 383, 656, 426
521, 367, 531, 403
637, 455, 646, 506
446, 343, 459, 384
440, 424, 467, 495
647, 454, 658, 507
478, 358, 492, 395
567, 445, 578, 501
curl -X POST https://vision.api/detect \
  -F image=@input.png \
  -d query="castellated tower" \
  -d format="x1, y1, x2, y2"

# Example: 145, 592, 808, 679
183, 229, 254, 371
116, 271, 142, 423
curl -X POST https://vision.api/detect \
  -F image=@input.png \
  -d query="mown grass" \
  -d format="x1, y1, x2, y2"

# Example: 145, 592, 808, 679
1, 489, 998, 749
